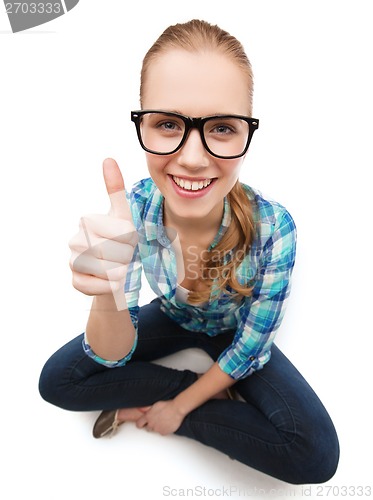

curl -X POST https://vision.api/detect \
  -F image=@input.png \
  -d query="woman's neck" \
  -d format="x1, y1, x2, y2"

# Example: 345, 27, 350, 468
163, 199, 224, 243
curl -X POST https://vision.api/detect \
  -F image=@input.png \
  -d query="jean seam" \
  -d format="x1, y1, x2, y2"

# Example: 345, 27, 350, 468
254, 371, 297, 445
185, 417, 295, 449
68, 354, 198, 396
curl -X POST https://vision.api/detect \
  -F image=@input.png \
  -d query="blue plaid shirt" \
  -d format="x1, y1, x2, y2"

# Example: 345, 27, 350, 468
84, 177, 297, 380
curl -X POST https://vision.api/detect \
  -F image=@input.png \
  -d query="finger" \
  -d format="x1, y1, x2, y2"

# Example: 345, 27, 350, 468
71, 272, 117, 296
69, 219, 138, 256
81, 215, 138, 246
138, 407, 151, 413
136, 416, 148, 429
91, 239, 135, 264
68, 230, 89, 253
70, 252, 128, 281
70, 236, 135, 265
103, 158, 133, 220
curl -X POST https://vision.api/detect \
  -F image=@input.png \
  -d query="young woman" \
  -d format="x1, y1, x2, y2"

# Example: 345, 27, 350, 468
39, 19, 339, 484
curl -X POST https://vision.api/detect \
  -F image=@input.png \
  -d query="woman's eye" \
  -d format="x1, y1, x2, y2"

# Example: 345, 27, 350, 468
157, 121, 181, 131
216, 125, 233, 133
163, 122, 176, 130
212, 124, 235, 134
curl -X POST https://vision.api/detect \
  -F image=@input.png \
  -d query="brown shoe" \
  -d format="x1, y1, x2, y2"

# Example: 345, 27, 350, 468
92, 410, 122, 439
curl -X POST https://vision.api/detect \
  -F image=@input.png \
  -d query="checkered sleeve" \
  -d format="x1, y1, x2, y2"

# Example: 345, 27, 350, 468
217, 209, 297, 380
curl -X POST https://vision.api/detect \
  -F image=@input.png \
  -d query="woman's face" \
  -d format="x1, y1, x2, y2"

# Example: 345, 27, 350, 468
141, 49, 252, 226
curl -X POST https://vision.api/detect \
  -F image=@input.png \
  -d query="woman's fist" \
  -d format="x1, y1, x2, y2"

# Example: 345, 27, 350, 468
68, 159, 138, 308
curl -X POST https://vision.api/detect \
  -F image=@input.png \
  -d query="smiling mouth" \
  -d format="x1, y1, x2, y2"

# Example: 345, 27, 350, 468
172, 175, 214, 191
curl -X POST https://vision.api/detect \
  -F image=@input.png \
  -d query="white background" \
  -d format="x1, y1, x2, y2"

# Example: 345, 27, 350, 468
1, 1, 372, 499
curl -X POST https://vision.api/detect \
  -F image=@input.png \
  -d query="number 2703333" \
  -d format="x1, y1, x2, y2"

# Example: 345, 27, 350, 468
5, 3, 62, 14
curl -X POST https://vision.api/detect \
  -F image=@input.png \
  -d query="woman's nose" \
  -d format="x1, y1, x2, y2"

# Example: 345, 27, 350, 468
177, 129, 210, 168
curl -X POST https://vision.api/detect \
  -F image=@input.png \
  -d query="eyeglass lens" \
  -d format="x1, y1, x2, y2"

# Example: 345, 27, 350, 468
139, 113, 250, 157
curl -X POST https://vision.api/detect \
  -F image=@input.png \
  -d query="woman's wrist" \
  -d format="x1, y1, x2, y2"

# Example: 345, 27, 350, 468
85, 293, 135, 362
172, 392, 194, 418
91, 292, 128, 312
172, 363, 235, 417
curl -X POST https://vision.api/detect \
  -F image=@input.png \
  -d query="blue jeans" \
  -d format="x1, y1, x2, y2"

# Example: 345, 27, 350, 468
39, 298, 339, 484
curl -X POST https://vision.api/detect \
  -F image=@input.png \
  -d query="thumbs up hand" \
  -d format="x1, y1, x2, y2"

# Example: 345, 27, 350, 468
103, 157, 135, 220
69, 159, 138, 310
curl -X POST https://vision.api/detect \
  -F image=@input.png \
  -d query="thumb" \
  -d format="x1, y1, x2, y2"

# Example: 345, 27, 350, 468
103, 158, 132, 219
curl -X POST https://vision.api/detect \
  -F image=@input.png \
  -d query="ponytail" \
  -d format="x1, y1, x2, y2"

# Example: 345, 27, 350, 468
188, 182, 256, 305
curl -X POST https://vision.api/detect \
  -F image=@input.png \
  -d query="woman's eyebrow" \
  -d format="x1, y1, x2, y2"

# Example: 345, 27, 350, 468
155, 110, 230, 117
149, 108, 183, 114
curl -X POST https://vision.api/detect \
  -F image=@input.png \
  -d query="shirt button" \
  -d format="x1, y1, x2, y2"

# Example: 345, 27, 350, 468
249, 356, 256, 361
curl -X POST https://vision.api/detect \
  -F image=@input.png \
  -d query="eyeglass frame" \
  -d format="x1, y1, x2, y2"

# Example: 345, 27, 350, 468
131, 110, 259, 160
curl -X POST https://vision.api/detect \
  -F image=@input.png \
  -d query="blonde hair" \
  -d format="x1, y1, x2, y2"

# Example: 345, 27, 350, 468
140, 19, 257, 304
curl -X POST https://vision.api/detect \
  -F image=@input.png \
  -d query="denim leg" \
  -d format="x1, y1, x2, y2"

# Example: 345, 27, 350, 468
175, 344, 340, 484
39, 299, 339, 484
38, 299, 230, 411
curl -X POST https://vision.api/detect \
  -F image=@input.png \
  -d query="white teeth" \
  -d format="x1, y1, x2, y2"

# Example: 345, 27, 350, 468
172, 176, 212, 191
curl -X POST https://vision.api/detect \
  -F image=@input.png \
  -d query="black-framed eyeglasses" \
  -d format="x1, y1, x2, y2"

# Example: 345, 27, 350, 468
131, 110, 259, 159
